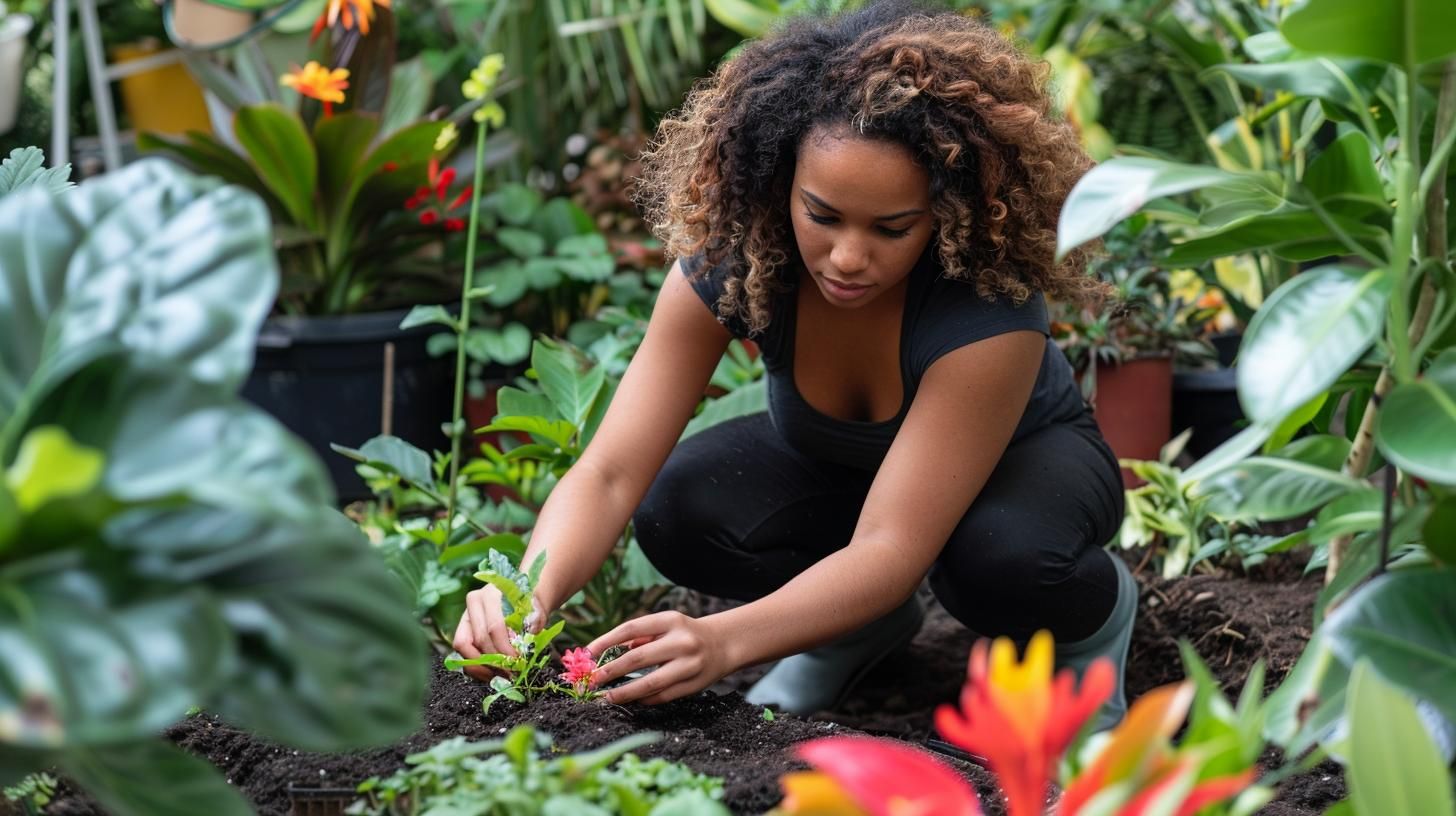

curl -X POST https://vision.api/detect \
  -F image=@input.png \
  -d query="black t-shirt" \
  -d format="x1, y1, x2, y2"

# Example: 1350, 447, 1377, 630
683, 249, 1089, 471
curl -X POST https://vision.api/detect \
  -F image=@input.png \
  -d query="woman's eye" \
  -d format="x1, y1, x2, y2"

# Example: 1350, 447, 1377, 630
803, 210, 911, 239
878, 226, 911, 239
805, 211, 836, 225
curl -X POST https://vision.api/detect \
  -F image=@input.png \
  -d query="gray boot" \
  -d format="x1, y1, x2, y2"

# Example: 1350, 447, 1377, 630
1054, 551, 1137, 733
746, 595, 925, 715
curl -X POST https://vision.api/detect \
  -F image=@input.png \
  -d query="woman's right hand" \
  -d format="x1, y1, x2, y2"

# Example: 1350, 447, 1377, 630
452, 585, 547, 682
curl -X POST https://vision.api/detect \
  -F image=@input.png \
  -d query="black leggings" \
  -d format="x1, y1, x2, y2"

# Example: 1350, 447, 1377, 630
634, 411, 1125, 643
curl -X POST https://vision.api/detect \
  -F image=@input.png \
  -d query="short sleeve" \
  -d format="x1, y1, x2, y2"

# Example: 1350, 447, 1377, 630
681, 253, 754, 338
909, 276, 1050, 376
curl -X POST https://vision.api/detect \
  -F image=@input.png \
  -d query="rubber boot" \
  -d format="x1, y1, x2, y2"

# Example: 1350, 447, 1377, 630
746, 595, 925, 715
1054, 551, 1137, 733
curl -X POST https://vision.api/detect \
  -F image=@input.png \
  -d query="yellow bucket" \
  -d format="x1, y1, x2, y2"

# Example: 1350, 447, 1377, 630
110, 38, 213, 135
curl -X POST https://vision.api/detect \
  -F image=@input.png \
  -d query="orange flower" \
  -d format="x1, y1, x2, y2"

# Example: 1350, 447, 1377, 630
1058, 682, 1255, 816
280, 62, 349, 115
934, 631, 1113, 816
310, 0, 391, 39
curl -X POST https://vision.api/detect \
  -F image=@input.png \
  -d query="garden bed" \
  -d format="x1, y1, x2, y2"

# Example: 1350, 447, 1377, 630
45, 555, 1343, 816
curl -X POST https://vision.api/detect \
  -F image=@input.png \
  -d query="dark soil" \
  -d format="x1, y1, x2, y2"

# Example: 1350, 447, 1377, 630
44, 552, 1344, 815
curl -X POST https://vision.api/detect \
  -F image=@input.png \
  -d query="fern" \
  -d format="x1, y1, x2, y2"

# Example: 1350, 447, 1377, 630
0, 147, 73, 196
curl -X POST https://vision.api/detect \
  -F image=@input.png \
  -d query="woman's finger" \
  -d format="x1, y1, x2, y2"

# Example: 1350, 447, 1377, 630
451, 613, 495, 682
590, 639, 670, 688
603, 660, 693, 705
466, 591, 493, 655
484, 591, 518, 658
588, 612, 676, 656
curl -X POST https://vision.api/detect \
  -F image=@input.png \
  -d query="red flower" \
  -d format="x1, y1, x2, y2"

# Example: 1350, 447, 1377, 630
784, 737, 983, 816
405, 157, 472, 230
559, 647, 597, 692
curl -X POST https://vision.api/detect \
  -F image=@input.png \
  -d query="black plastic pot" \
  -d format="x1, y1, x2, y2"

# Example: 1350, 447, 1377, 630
1171, 367, 1244, 460
242, 309, 453, 502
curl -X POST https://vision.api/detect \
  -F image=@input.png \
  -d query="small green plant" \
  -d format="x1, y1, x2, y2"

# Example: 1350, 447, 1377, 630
762, 708, 776, 723
348, 725, 729, 816
3, 772, 56, 815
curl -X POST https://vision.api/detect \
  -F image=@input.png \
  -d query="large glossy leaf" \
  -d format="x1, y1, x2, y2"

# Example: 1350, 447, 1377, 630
59, 739, 252, 816
380, 58, 434, 138
1198, 435, 1363, 520
1206, 59, 1387, 112
0, 159, 275, 435
703, 0, 776, 37
1164, 209, 1387, 266
234, 104, 319, 231
682, 379, 767, 439
1237, 265, 1391, 424
1056, 158, 1259, 261
1264, 631, 1350, 755
1282, 0, 1456, 66
1346, 661, 1456, 816
1376, 348, 1456, 485
1324, 569, 1456, 725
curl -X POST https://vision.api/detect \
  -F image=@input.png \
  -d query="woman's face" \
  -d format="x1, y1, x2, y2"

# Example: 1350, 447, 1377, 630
789, 127, 935, 309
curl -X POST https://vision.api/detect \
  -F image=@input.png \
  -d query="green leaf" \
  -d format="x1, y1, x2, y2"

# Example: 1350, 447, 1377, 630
1425, 497, 1456, 566
1263, 392, 1330, 454
0, 147, 73, 195
479, 416, 576, 449
479, 323, 532, 365
1164, 210, 1386, 266
1237, 266, 1392, 425
1206, 60, 1387, 113
5, 426, 104, 512
498, 227, 547, 259
531, 198, 594, 246
533, 341, 606, 429
234, 104, 319, 231
339, 119, 448, 230
494, 183, 542, 226
313, 113, 380, 213
497, 386, 558, 422
380, 58, 434, 138
703, 0, 776, 37
1376, 348, 1456, 484
1056, 158, 1256, 261
1309, 488, 1384, 545
556, 233, 609, 257
400, 304, 460, 332
137, 131, 271, 202
59, 739, 252, 816
556, 254, 616, 282
682, 380, 767, 439
441, 533, 526, 570
1199, 436, 1363, 521
0, 159, 276, 431
1303, 131, 1387, 216
1325, 569, 1456, 725
1282, 0, 1456, 66
358, 435, 435, 487
479, 261, 529, 307
1346, 661, 1456, 816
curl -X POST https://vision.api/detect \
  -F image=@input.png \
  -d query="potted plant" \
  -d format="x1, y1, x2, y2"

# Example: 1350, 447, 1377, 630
143, 5, 480, 499
1053, 217, 1215, 485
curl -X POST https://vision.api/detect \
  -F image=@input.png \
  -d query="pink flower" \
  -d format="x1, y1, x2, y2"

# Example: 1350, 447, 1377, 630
560, 647, 597, 692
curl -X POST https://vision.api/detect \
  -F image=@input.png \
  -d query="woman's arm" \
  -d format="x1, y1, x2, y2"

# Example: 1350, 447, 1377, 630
589, 329, 1046, 702
454, 260, 731, 674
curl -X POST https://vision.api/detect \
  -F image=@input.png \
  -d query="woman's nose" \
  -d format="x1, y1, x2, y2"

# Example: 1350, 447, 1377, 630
829, 237, 869, 276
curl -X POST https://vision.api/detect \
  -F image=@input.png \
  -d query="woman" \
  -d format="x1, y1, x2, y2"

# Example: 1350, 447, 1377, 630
454, 0, 1135, 727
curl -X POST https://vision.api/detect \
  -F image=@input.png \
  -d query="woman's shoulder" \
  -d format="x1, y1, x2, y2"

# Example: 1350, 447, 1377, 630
908, 269, 1050, 373
677, 252, 756, 339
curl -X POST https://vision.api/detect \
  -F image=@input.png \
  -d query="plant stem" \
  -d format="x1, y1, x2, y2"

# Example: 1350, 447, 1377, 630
446, 124, 491, 536
1325, 59, 1456, 582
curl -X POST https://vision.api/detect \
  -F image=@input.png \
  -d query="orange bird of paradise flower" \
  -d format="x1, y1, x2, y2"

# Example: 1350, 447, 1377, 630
280, 62, 350, 116
311, 0, 392, 40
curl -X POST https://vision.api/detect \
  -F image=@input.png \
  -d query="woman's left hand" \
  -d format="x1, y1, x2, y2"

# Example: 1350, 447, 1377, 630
586, 611, 736, 705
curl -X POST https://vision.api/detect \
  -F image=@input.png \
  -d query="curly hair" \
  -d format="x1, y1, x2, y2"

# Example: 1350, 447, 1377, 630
633, 0, 1106, 335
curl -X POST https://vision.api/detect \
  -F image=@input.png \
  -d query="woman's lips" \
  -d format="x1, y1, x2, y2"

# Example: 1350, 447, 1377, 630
821, 276, 872, 301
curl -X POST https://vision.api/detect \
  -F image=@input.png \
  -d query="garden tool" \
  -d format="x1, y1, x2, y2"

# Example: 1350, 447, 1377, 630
746, 593, 925, 715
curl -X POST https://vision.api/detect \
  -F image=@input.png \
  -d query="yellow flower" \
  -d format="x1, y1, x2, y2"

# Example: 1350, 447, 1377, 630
280, 62, 350, 105
473, 102, 506, 128
434, 122, 459, 152
462, 53, 506, 101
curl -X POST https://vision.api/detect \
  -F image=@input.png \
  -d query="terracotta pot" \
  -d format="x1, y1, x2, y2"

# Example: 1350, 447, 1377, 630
170, 0, 253, 48
1090, 355, 1173, 488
